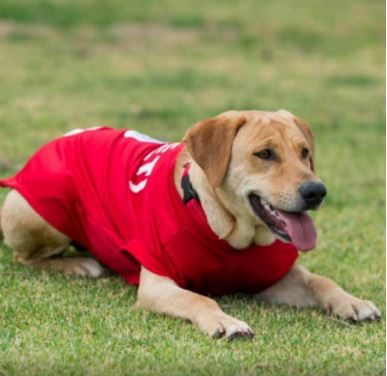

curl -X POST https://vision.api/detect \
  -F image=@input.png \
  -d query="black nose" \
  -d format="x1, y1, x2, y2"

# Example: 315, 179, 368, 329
299, 181, 327, 210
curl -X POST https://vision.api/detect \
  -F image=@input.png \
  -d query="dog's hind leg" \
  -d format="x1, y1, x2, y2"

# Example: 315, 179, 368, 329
1, 189, 106, 277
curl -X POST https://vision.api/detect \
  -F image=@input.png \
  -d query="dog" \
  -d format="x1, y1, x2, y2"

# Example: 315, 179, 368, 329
0, 110, 380, 339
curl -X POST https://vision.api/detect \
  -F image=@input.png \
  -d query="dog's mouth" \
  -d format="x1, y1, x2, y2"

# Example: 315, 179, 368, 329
248, 193, 316, 251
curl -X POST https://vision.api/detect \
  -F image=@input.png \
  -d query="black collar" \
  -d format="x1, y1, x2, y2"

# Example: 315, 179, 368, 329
181, 164, 200, 204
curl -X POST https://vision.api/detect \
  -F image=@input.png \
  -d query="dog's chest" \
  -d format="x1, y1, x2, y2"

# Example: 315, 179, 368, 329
163, 231, 298, 295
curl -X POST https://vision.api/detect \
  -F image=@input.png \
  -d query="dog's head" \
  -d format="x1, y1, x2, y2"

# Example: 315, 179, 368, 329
183, 110, 326, 251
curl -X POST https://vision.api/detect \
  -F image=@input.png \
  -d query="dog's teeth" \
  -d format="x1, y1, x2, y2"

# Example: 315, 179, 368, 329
260, 198, 270, 211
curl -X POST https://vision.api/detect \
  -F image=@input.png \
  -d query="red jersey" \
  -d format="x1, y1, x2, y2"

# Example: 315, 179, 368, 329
0, 127, 298, 295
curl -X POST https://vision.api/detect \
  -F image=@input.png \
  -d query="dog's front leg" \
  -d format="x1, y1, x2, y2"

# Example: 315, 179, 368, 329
258, 265, 381, 321
136, 267, 254, 339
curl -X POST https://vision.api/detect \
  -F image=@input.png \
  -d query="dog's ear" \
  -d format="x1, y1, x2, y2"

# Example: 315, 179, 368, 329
183, 114, 247, 187
293, 116, 315, 172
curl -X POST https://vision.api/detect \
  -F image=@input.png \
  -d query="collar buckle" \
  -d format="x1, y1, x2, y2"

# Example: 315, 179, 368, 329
181, 164, 200, 204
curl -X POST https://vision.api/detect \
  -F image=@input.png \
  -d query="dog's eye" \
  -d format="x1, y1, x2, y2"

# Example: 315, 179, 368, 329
301, 147, 309, 159
254, 149, 276, 160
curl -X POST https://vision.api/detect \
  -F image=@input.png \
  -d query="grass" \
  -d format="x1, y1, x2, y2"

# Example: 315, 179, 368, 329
0, 0, 385, 375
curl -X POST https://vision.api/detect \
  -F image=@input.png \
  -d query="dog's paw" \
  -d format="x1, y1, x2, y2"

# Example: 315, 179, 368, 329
326, 293, 381, 322
198, 313, 254, 339
65, 257, 108, 278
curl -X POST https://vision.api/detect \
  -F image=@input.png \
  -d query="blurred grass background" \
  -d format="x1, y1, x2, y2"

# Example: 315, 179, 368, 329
0, 1, 385, 375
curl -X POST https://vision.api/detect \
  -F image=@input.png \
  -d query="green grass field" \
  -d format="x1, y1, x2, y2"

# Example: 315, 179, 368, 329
0, 1, 385, 375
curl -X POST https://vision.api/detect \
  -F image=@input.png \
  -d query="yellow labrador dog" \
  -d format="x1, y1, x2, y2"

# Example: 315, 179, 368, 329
0, 110, 380, 339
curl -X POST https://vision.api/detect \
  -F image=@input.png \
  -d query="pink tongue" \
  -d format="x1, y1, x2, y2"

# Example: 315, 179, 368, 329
277, 211, 317, 251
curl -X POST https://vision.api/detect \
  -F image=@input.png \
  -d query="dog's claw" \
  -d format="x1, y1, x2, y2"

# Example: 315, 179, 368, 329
226, 327, 255, 341
212, 327, 226, 339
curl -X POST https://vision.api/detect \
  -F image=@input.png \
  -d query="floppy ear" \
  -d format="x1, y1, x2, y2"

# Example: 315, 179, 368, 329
183, 114, 247, 187
293, 116, 315, 172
